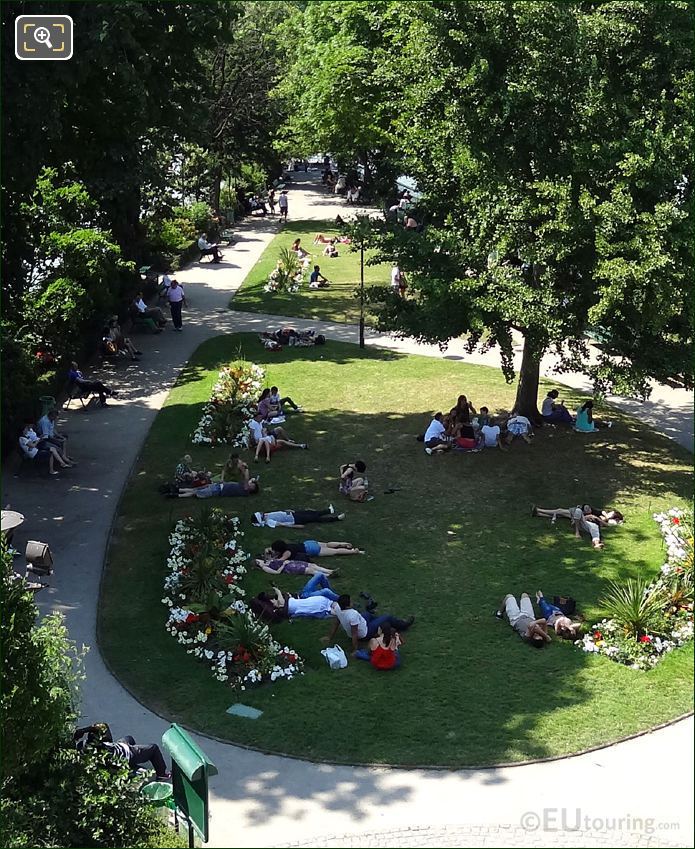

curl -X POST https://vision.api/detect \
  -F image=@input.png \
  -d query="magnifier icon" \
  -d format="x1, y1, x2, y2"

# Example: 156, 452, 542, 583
34, 26, 53, 49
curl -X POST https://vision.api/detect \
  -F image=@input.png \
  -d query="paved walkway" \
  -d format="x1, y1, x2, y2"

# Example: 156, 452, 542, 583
6, 172, 692, 848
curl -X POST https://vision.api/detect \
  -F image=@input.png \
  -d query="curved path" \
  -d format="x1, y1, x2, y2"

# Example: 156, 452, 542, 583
6, 172, 692, 848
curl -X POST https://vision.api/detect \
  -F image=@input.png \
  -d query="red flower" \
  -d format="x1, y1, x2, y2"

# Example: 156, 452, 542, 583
185, 613, 199, 624
639, 635, 652, 643
593, 631, 602, 640
224, 575, 235, 584
673, 517, 681, 525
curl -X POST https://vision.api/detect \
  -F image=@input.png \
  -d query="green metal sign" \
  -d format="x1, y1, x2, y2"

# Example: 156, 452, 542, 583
162, 724, 218, 844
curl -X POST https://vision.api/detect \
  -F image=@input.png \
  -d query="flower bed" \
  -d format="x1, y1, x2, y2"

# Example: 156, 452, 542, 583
578, 509, 693, 670
191, 360, 265, 446
162, 507, 303, 689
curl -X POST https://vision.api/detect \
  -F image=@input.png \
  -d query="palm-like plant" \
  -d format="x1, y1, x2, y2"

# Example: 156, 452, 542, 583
215, 613, 271, 660
601, 578, 669, 638
273, 247, 303, 292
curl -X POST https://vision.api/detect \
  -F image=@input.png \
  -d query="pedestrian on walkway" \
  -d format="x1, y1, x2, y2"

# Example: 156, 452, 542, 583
167, 279, 186, 331
278, 190, 289, 222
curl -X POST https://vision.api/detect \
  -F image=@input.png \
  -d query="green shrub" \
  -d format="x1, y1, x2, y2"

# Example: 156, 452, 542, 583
600, 577, 669, 638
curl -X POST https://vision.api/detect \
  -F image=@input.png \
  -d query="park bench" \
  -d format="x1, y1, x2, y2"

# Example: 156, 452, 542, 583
63, 378, 100, 409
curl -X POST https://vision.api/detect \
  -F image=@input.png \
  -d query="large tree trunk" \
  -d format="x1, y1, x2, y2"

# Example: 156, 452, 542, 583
514, 335, 543, 420
209, 164, 222, 215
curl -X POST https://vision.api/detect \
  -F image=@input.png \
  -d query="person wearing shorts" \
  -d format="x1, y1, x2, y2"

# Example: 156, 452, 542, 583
267, 539, 364, 560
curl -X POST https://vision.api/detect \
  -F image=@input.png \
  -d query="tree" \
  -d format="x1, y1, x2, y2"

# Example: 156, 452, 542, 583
364, 1, 693, 415
274, 1, 402, 194
0, 543, 178, 847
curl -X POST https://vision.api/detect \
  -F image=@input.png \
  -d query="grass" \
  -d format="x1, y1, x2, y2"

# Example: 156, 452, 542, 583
230, 220, 391, 323
99, 333, 693, 767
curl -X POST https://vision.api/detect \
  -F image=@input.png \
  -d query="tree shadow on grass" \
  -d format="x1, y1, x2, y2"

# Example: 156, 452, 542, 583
100, 365, 691, 773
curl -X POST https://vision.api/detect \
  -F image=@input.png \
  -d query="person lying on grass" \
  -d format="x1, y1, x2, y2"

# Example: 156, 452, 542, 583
178, 464, 259, 498
535, 591, 582, 639
532, 504, 623, 549
253, 557, 336, 577
497, 593, 551, 647
322, 593, 414, 657
266, 539, 364, 560
339, 461, 369, 501
354, 623, 404, 670
251, 507, 345, 528
250, 582, 339, 622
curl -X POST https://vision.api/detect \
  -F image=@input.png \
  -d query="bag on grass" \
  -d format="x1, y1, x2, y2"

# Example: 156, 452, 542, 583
321, 644, 348, 669
553, 595, 577, 616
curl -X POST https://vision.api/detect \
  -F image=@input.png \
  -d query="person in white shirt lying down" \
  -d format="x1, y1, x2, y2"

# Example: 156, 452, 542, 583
251, 508, 345, 528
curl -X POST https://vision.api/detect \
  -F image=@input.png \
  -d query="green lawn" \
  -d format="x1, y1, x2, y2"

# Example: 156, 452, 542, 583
99, 334, 693, 767
230, 220, 391, 323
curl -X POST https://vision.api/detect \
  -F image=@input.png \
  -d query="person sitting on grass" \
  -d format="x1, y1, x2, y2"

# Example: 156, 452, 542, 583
473, 406, 491, 430
251, 507, 345, 528
266, 539, 364, 560
68, 362, 118, 407
269, 385, 301, 414
248, 413, 307, 463
505, 412, 534, 445
175, 454, 211, 488
178, 465, 259, 498
541, 389, 573, 425
354, 623, 404, 670
253, 558, 336, 577
322, 593, 414, 657
19, 422, 73, 475
323, 240, 339, 258
575, 399, 610, 432
339, 461, 369, 501
535, 591, 582, 640
424, 412, 450, 454
309, 265, 330, 289
480, 416, 506, 450
497, 592, 551, 647
531, 504, 622, 549
291, 238, 310, 260
73, 723, 170, 780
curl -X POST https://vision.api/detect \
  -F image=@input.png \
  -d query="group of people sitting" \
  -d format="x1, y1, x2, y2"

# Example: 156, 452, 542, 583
19, 410, 76, 474
541, 390, 611, 432
101, 316, 142, 361
422, 395, 532, 454
422, 389, 611, 456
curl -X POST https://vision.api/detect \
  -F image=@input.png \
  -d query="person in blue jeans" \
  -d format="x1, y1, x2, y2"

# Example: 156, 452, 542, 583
297, 573, 340, 601
322, 593, 414, 656
535, 591, 582, 639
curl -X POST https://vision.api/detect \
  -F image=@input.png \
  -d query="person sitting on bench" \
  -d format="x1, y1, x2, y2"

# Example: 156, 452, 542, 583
68, 362, 117, 407
37, 410, 76, 464
133, 292, 167, 328
197, 233, 222, 262
74, 723, 170, 780
19, 422, 73, 475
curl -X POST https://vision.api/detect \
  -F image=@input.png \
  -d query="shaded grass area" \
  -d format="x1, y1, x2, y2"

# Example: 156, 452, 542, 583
99, 334, 693, 767
230, 220, 390, 323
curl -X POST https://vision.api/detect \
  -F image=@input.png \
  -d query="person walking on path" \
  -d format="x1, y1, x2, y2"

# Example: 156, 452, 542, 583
167, 279, 186, 331
278, 190, 289, 222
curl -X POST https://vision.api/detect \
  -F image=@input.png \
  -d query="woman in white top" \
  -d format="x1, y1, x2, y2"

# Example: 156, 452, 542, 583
19, 423, 73, 475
